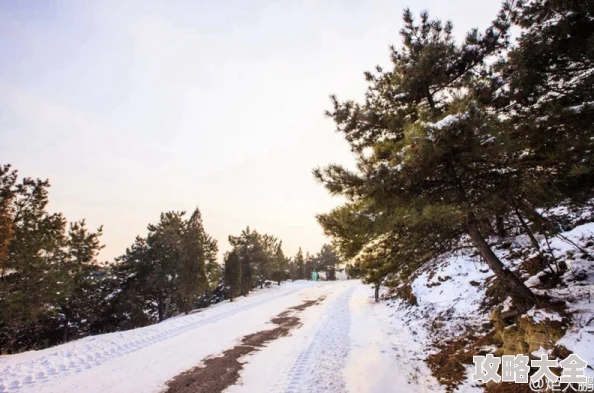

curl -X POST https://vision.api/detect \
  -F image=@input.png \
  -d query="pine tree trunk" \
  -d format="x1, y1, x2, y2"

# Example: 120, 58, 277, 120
157, 292, 165, 322
60, 302, 72, 343
496, 215, 506, 238
63, 314, 69, 343
515, 209, 542, 253
165, 295, 171, 320
374, 284, 380, 302
466, 212, 536, 311
519, 200, 557, 233
515, 207, 558, 276
445, 159, 536, 310
480, 218, 495, 236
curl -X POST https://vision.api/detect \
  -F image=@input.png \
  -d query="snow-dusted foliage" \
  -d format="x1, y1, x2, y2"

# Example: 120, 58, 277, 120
380, 213, 594, 390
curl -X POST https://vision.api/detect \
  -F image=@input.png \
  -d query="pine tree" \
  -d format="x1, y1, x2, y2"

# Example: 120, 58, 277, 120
58, 220, 104, 342
229, 227, 256, 296
272, 241, 289, 285
178, 209, 211, 314
304, 252, 315, 280
0, 165, 15, 269
0, 165, 103, 352
254, 234, 277, 288
1, 175, 68, 331
202, 253, 222, 307
316, 244, 340, 281
294, 247, 305, 280
1, 165, 223, 351
114, 208, 218, 321
224, 250, 241, 301
287, 257, 297, 281
113, 236, 158, 327
445, 0, 594, 264
495, 0, 594, 208
314, 7, 538, 310
227, 227, 283, 292
145, 212, 185, 321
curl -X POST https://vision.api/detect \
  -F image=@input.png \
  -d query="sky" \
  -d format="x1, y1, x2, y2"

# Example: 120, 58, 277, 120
0, 0, 502, 262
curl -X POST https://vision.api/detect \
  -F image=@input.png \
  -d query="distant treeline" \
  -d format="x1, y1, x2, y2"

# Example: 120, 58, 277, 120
0, 164, 341, 353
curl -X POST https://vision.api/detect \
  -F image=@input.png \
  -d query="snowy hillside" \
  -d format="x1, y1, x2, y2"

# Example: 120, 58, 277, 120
381, 220, 594, 391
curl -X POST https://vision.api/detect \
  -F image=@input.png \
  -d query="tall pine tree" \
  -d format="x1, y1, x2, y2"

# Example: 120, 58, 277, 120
315, 6, 538, 310
224, 250, 242, 301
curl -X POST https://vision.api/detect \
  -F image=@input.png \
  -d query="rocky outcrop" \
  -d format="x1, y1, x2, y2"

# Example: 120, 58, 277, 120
490, 306, 567, 356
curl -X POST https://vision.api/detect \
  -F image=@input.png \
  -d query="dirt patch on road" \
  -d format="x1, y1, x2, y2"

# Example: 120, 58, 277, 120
164, 296, 326, 393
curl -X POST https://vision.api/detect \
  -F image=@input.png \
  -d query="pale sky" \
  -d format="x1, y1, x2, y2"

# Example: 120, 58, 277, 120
0, 0, 501, 262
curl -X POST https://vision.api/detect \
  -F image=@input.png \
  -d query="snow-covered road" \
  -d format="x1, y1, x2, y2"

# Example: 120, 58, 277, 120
228, 281, 440, 393
0, 281, 440, 393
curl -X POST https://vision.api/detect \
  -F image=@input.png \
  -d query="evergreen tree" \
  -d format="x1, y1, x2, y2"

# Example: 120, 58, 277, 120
81, 264, 121, 335
58, 220, 104, 342
205, 245, 221, 293
0, 165, 221, 351
294, 247, 305, 280
0, 165, 103, 352
271, 241, 289, 285
0, 165, 14, 269
287, 257, 297, 281
178, 209, 215, 314
304, 252, 315, 280
114, 208, 218, 324
1, 174, 68, 331
254, 234, 277, 288
314, 7, 538, 310
229, 227, 256, 296
224, 250, 241, 301
494, 0, 594, 211
113, 236, 158, 328
316, 244, 341, 281
227, 227, 283, 292
146, 212, 185, 321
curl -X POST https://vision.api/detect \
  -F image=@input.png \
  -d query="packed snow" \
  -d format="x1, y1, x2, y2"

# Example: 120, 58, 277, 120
425, 112, 470, 141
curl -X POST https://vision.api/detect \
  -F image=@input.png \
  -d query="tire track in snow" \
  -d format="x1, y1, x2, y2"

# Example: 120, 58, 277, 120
0, 284, 317, 393
281, 284, 356, 393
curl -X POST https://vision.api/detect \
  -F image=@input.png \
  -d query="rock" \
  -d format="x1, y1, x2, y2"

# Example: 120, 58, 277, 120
489, 306, 566, 356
